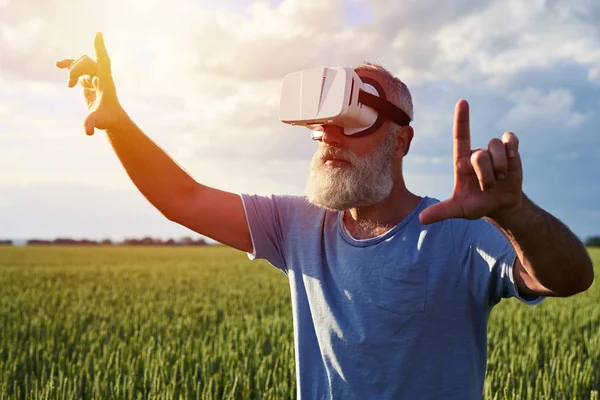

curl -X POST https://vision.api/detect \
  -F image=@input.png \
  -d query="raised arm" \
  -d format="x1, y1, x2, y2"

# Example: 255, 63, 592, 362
419, 100, 593, 297
56, 33, 252, 253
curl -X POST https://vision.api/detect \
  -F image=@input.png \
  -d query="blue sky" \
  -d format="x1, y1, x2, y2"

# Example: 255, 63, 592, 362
1, 0, 599, 242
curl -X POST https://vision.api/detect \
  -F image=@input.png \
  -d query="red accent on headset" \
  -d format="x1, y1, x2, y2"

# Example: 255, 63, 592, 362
349, 76, 411, 138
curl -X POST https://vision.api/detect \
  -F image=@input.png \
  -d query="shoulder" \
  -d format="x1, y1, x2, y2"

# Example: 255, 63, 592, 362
241, 193, 307, 207
267, 194, 322, 213
241, 193, 328, 221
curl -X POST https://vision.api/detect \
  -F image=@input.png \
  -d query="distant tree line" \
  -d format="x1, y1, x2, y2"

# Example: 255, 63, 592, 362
0, 236, 209, 246
585, 236, 600, 247
2, 235, 600, 247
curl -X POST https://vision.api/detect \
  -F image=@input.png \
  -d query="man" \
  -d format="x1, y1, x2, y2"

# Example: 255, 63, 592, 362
57, 33, 593, 399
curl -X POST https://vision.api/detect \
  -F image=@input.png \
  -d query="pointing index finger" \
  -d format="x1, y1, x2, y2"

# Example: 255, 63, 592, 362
94, 32, 111, 68
454, 99, 471, 174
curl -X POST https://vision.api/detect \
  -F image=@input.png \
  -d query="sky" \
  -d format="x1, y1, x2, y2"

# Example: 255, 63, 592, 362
1, 0, 599, 242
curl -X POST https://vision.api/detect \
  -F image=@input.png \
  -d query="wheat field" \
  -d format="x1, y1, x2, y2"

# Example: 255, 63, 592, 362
0, 246, 598, 399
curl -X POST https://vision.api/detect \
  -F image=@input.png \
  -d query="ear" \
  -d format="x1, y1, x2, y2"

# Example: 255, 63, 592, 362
392, 126, 414, 159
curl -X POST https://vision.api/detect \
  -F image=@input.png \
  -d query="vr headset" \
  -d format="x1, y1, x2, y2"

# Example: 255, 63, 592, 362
279, 67, 411, 139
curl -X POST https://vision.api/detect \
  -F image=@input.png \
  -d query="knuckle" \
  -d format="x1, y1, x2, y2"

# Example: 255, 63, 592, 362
488, 138, 503, 148
471, 149, 489, 163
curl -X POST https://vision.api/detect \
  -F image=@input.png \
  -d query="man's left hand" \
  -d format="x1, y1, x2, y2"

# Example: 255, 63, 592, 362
419, 100, 524, 225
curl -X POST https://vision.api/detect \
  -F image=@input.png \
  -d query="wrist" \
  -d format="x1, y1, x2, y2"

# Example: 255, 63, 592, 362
489, 193, 530, 230
106, 108, 132, 133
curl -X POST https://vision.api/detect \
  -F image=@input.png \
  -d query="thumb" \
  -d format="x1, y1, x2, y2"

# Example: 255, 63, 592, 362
419, 199, 463, 225
84, 111, 97, 136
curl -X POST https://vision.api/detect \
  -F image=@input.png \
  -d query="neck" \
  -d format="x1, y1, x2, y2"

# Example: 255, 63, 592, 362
343, 174, 422, 240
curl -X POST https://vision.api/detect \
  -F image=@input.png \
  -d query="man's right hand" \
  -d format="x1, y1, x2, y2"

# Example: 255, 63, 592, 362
56, 32, 126, 136
55, 33, 254, 254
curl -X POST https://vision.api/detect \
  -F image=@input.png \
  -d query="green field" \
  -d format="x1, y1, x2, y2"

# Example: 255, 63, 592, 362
0, 246, 598, 399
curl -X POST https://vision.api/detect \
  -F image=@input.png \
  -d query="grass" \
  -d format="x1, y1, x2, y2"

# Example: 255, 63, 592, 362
0, 246, 598, 399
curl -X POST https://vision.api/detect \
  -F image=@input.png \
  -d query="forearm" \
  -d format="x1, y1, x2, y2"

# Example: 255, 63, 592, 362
488, 194, 594, 296
105, 112, 199, 219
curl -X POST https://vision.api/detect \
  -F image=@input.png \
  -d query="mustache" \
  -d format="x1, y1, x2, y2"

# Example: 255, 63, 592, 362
317, 147, 357, 163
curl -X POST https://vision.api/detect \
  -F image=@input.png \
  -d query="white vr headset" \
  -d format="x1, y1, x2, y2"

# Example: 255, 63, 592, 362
279, 66, 411, 139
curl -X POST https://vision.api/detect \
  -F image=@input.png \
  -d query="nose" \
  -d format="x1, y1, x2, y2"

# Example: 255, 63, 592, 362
320, 125, 344, 147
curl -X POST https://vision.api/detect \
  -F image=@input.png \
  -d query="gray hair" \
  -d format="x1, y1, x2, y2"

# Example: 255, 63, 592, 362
353, 62, 414, 123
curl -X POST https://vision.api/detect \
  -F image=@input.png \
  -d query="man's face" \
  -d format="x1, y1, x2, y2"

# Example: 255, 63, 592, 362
305, 124, 396, 210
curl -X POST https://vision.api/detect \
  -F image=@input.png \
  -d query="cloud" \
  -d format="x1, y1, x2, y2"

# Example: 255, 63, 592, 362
499, 87, 591, 133
589, 67, 600, 84
3, 0, 600, 88
359, 0, 600, 89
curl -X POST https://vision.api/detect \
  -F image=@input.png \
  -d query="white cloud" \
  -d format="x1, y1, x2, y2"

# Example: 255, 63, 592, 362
499, 87, 590, 132
589, 67, 600, 84
3, 0, 600, 88
0, 16, 44, 51
0, 102, 12, 116
364, 0, 600, 88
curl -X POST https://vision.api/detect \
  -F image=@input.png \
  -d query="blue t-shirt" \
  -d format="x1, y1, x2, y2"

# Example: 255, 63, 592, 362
241, 194, 543, 400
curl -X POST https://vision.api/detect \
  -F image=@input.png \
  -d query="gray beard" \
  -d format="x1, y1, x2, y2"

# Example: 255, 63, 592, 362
305, 134, 395, 211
